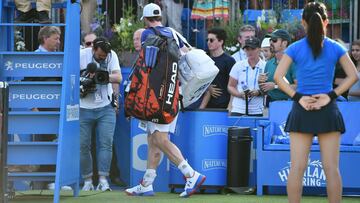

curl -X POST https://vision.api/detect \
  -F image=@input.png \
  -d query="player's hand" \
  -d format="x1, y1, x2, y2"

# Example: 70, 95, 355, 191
298, 96, 317, 111
309, 94, 331, 110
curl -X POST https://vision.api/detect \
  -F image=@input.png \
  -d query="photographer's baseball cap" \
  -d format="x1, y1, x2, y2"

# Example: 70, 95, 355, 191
261, 37, 271, 48
243, 37, 261, 49
266, 29, 292, 42
141, 3, 162, 20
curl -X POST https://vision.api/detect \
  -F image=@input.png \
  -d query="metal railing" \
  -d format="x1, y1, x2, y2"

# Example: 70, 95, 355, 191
11, 1, 358, 52
98, 0, 356, 45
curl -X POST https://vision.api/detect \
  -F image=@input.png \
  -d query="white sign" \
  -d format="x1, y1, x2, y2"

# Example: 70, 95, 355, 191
4, 60, 62, 70
66, 104, 79, 121
202, 125, 228, 137
10, 93, 60, 101
202, 159, 227, 171
278, 159, 326, 187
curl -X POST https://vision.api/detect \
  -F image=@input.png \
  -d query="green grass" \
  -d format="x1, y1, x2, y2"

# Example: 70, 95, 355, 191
9, 191, 360, 203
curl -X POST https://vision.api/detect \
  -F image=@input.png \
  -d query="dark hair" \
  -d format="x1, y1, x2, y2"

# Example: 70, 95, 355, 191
351, 39, 360, 48
145, 16, 162, 22
82, 32, 97, 43
350, 39, 360, 65
302, 2, 328, 59
93, 37, 111, 54
208, 27, 227, 46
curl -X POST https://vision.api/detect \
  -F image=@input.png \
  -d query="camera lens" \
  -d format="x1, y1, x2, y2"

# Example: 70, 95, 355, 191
95, 71, 109, 85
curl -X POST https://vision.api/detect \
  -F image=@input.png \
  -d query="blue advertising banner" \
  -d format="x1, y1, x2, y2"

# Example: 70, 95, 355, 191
256, 101, 360, 195
115, 116, 169, 192
170, 111, 267, 190
8, 112, 60, 134
170, 110, 229, 187
8, 82, 61, 108
129, 119, 170, 192
0, 53, 63, 77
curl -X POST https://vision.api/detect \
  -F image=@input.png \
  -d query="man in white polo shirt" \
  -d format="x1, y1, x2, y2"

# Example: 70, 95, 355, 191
231, 24, 256, 62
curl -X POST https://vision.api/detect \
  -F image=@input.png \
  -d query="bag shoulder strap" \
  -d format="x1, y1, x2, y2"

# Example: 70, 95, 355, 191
151, 27, 185, 50
168, 27, 192, 49
149, 26, 171, 39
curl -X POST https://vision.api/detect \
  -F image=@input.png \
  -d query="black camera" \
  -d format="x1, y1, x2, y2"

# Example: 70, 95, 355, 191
80, 62, 110, 98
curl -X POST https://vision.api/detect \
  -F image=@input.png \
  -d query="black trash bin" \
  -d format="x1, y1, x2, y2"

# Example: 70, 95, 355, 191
227, 127, 253, 187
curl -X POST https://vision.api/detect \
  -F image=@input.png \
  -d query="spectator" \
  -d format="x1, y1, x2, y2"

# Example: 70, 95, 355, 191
14, 0, 51, 23
199, 27, 236, 109
274, 2, 358, 202
24, 26, 61, 81
36, 26, 61, 52
260, 37, 273, 61
125, 3, 205, 198
228, 37, 266, 116
231, 24, 256, 62
133, 28, 145, 52
258, 29, 297, 107
80, 37, 122, 191
31, 26, 72, 191
83, 32, 97, 49
348, 39, 360, 101
333, 38, 349, 99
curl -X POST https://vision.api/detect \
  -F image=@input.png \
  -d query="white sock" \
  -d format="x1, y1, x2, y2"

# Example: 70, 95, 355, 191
84, 178, 92, 184
99, 176, 107, 183
178, 160, 195, 178
142, 169, 157, 187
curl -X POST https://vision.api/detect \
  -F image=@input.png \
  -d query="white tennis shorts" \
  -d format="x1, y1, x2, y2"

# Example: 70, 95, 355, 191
141, 115, 178, 134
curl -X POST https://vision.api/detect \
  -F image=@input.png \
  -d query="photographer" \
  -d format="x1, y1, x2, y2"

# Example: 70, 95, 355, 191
79, 37, 122, 191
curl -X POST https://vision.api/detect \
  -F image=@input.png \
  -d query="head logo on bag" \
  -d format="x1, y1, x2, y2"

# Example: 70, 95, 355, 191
166, 62, 178, 104
125, 27, 181, 124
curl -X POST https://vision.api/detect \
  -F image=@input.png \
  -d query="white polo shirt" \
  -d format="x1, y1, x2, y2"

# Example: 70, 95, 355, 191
231, 48, 247, 62
229, 58, 266, 115
80, 48, 121, 109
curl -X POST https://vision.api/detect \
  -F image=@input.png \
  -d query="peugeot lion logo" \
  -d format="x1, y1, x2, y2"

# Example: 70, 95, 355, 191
5, 61, 13, 71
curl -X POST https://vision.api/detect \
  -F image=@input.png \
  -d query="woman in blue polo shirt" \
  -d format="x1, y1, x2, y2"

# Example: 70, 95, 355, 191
274, 2, 358, 203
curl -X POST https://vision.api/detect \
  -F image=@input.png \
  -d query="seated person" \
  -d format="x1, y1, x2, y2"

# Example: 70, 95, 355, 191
24, 26, 62, 81
15, 0, 51, 23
